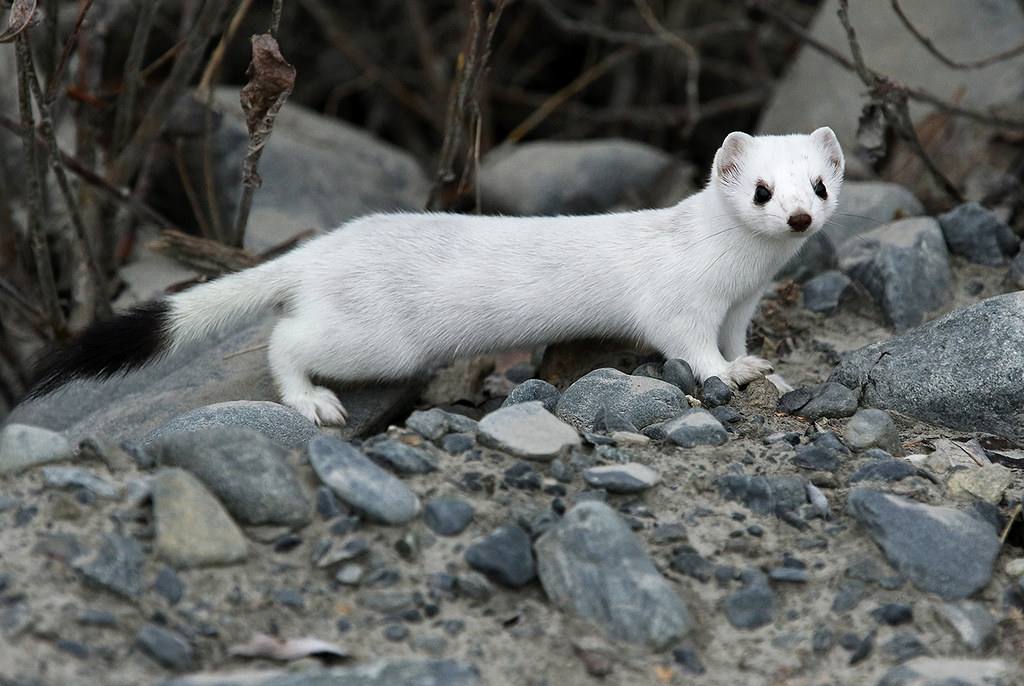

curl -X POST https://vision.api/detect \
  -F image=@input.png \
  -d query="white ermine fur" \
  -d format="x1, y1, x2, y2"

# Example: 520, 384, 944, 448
51, 128, 846, 425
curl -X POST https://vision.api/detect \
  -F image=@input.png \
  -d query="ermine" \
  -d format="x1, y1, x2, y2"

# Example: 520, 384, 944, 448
28, 128, 844, 425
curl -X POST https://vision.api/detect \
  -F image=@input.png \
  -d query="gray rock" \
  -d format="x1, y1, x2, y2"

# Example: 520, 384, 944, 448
160, 658, 482, 686
826, 182, 924, 247
464, 525, 536, 588
849, 460, 918, 483
717, 474, 808, 516
779, 382, 858, 420
535, 501, 692, 648
724, 569, 776, 630
154, 566, 184, 605
307, 435, 420, 525
700, 377, 733, 408
40, 467, 120, 499
136, 624, 194, 672
845, 408, 901, 453
405, 409, 449, 440
364, 439, 438, 475
662, 359, 696, 395
847, 489, 1000, 599
556, 368, 689, 433
74, 534, 145, 599
0, 424, 73, 475
830, 293, 1024, 443
143, 401, 317, 449
757, 0, 1024, 167
1008, 247, 1024, 289
479, 139, 692, 216
423, 497, 475, 537
664, 409, 728, 448
936, 601, 997, 652
152, 468, 248, 568
478, 401, 580, 461
877, 657, 1016, 686
10, 323, 419, 445
502, 379, 560, 414
583, 463, 660, 494
150, 427, 311, 527
777, 232, 837, 282
938, 202, 1018, 265
802, 270, 854, 314
440, 433, 475, 455
839, 218, 953, 331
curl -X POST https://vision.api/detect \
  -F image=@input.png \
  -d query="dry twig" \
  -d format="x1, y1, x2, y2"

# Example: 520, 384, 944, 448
891, 0, 1024, 70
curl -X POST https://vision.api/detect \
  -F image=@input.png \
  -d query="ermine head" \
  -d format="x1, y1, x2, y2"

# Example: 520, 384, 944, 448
711, 127, 844, 239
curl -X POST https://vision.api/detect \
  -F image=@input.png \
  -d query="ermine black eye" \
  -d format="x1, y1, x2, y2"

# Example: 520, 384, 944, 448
753, 185, 772, 205
813, 179, 827, 199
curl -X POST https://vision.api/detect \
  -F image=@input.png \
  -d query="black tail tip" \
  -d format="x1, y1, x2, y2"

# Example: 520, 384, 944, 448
25, 301, 172, 401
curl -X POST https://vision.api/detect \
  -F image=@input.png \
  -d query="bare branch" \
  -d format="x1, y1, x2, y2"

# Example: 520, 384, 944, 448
112, 0, 160, 154
633, 0, 700, 138
891, 0, 1024, 70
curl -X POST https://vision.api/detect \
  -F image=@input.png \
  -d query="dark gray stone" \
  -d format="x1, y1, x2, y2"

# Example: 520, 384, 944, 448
839, 218, 953, 331
137, 624, 194, 671
423, 497, 474, 537
802, 270, 854, 314
670, 547, 714, 582
150, 427, 311, 527
502, 379, 560, 414
724, 569, 776, 629
154, 567, 184, 606
792, 446, 839, 472
464, 525, 536, 588
440, 433, 475, 455
779, 383, 858, 420
364, 439, 438, 475
556, 368, 689, 433
849, 460, 918, 483
664, 409, 728, 448
307, 436, 420, 525
938, 202, 1018, 266
716, 474, 807, 516
662, 359, 696, 395
830, 293, 1024, 443
700, 377, 733, 408
583, 463, 660, 494
160, 658, 482, 686
847, 489, 1000, 599
777, 232, 837, 282
74, 534, 145, 599
535, 501, 692, 648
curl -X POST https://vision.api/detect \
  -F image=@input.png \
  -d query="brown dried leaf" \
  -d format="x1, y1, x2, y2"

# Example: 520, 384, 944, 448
239, 33, 296, 136
0, 0, 39, 43
228, 633, 350, 662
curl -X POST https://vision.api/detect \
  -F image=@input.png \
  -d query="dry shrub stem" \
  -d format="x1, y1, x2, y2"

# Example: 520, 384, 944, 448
890, 0, 1024, 70
112, 0, 160, 155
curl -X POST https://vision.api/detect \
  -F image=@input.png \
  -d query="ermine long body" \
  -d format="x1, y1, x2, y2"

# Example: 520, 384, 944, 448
29, 128, 845, 425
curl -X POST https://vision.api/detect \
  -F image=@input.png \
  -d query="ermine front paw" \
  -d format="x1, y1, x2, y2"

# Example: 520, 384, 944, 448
285, 387, 349, 426
765, 373, 794, 394
721, 355, 774, 389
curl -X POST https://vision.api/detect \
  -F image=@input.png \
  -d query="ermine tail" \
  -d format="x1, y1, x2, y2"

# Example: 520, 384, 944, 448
27, 256, 297, 398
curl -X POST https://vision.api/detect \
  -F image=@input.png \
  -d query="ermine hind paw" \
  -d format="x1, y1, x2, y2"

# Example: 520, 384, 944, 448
285, 387, 349, 426
721, 355, 774, 389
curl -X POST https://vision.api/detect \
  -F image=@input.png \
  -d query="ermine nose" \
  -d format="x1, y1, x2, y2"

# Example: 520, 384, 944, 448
788, 213, 812, 232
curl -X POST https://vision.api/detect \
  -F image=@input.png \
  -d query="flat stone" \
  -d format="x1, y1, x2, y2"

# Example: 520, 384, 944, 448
464, 525, 536, 588
803, 270, 854, 314
150, 427, 311, 527
73, 534, 145, 599
502, 379, 560, 413
780, 383, 859, 420
877, 658, 1015, 686
583, 463, 660, 493
724, 569, 776, 630
938, 202, 1018, 266
423, 497, 475, 537
948, 464, 1013, 504
152, 469, 248, 568
535, 501, 692, 649
664, 409, 728, 448
847, 489, 1000, 599
406, 408, 477, 440
845, 409, 901, 454
478, 401, 580, 461
556, 368, 689, 433
307, 435, 420, 525
717, 474, 807, 516
143, 400, 317, 449
830, 293, 1024, 443
936, 601, 997, 652
839, 218, 953, 331
0, 424, 73, 475
136, 624, 194, 672
159, 658, 482, 686
364, 439, 438, 475
40, 467, 120, 499
850, 459, 918, 483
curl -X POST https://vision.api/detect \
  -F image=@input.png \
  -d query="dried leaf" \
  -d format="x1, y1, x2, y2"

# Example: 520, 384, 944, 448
239, 33, 296, 138
856, 102, 888, 165
0, 0, 39, 43
228, 633, 350, 662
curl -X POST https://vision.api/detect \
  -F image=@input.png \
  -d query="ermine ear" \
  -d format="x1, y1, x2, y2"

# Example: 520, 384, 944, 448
713, 131, 753, 181
811, 126, 844, 175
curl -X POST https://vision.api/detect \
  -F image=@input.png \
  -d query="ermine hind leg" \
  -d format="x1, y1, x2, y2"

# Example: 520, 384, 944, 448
268, 318, 348, 426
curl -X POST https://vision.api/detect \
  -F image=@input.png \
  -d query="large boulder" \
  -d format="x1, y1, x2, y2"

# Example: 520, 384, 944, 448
830, 292, 1024, 442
